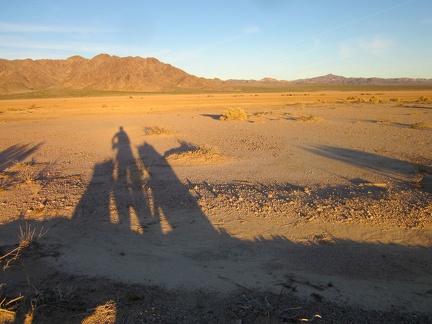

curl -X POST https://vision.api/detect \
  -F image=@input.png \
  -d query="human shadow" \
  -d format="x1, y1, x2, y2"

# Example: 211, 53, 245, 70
72, 160, 114, 226
72, 127, 219, 238
0, 143, 44, 172
138, 142, 220, 239
111, 126, 151, 230
303, 145, 432, 192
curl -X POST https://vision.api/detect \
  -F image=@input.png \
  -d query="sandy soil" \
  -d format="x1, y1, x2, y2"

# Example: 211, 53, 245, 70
0, 91, 432, 323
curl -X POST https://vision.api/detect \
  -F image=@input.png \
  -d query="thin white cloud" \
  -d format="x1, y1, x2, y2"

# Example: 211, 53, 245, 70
242, 25, 260, 35
339, 35, 394, 58
357, 36, 394, 53
339, 44, 353, 59
0, 22, 112, 33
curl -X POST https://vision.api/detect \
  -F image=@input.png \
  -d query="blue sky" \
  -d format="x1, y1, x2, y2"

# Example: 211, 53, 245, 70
0, 0, 431, 80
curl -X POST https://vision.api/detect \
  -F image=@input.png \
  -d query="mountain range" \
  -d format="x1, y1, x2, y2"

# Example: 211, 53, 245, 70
1, 54, 431, 95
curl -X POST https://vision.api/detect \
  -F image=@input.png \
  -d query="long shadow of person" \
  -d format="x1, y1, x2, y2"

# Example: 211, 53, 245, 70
72, 160, 114, 229
138, 142, 220, 240
111, 127, 151, 231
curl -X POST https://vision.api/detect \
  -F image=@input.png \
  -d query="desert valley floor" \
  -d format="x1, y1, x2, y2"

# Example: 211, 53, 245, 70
0, 91, 431, 323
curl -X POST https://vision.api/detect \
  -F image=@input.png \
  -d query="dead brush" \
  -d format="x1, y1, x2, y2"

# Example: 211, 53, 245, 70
252, 111, 273, 118
220, 108, 248, 121
0, 223, 48, 270
143, 125, 173, 135
410, 121, 432, 129
82, 300, 117, 324
297, 114, 319, 122
15, 158, 41, 183
167, 143, 222, 162
0, 284, 24, 320
235, 291, 322, 322
0, 173, 12, 191
19, 223, 48, 247
417, 96, 432, 104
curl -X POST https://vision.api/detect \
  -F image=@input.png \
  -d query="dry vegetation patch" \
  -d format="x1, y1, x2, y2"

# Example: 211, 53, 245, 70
143, 125, 174, 136
296, 114, 321, 122
82, 300, 117, 324
418, 96, 432, 104
220, 108, 248, 121
410, 121, 432, 129
166, 142, 225, 164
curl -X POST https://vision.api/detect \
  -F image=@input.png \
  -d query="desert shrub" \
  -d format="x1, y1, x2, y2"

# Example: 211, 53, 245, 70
252, 111, 273, 117
19, 223, 48, 247
0, 223, 48, 270
345, 96, 365, 103
220, 108, 248, 121
411, 121, 432, 129
369, 96, 382, 104
144, 125, 173, 135
297, 114, 319, 122
82, 300, 117, 324
315, 98, 327, 103
167, 143, 223, 162
389, 97, 403, 102
418, 96, 432, 104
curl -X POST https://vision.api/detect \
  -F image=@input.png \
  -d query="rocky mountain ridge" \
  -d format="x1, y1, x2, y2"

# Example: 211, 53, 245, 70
1, 54, 431, 95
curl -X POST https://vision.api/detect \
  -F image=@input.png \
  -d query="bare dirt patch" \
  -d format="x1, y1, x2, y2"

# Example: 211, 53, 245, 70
1, 92, 432, 322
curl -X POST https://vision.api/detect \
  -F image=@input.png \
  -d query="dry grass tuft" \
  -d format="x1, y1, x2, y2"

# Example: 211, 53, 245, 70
369, 96, 383, 104
296, 114, 320, 122
19, 223, 48, 248
220, 108, 248, 121
82, 300, 117, 324
417, 96, 432, 104
410, 121, 432, 129
346, 96, 366, 103
0, 223, 48, 270
144, 125, 173, 136
389, 97, 403, 102
167, 143, 223, 163
252, 111, 273, 118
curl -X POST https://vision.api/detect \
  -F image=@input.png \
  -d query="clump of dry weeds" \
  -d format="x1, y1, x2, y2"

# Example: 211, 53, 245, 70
296, 114, 320, 122
346, 96, 366, 103
144, 125, 173, 136
410, 121, 432, 129
417, 96, 432, 104
82, 300, 117, 324
0, 223, 48, 270
369, 96, 383, 104
167, 143, 223, 162
220, 108, 248, 121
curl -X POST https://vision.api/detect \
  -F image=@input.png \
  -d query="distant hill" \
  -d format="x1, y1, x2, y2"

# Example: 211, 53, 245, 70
1, 54, 431, 95
228, 73, 432, 86
291, 73, 432, 85
0, 54, 227, 94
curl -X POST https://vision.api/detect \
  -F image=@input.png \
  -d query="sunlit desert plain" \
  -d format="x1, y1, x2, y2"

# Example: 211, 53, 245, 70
1, 91, 432, 322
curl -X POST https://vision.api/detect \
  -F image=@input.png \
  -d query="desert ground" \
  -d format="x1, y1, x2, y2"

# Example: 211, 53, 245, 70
0, 91, 431, 323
